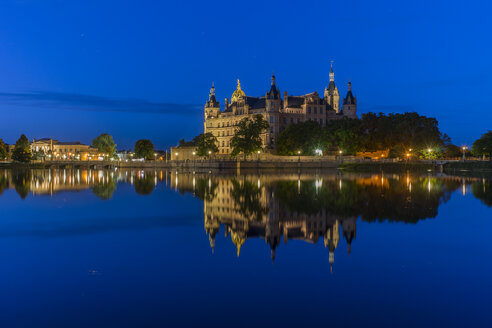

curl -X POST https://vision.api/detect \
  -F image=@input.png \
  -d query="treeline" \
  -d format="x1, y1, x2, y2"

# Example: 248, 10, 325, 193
277, 112, 451, 158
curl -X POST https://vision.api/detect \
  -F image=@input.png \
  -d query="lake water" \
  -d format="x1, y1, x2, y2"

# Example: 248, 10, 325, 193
0, 168, 491, 327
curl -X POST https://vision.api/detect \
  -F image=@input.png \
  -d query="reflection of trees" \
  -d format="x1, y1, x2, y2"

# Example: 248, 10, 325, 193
0, 174, 6, 196
275, 177, 462, 223
92, 179, 117, 200
11, 168, 31, 199
471, 180, 492, 207
134, 174, 155, 195
194, 178, 218, 202
230, 178, 269, 221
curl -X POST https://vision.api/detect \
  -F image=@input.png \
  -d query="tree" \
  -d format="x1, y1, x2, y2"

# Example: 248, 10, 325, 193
231, 114, 269, 158
134, 139, 155, 160
0, 139, 7, 160
194, 133, 218, 157
277, 121, 324, 155
92, 133, 117, 158
12, 134, 32, 163
471, 131, 492, 159
444, 144, 462, 158
324, 118, 363, 155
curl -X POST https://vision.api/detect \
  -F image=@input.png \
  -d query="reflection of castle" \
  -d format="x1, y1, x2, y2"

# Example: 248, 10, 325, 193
170, 172, 357, 272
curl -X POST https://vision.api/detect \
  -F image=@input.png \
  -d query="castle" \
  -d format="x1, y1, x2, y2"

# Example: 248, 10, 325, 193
204, 63, 357, 155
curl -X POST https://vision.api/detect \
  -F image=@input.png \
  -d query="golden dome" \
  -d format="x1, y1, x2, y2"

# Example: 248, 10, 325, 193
230, 229, 245, 257
231, 79, 245, 103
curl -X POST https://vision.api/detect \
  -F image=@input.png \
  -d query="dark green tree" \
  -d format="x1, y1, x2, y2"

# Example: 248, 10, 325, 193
230, 114, 269, 158
276, 121, 324, 155
471, 131, 492, 159
444, 144, 463, 158
324, 118, 363, 155
134, 139, 155, 160
194, 133, 218, 157
92, 133, 117, 158
0, 139, 7, 160
12, 134, 32, 163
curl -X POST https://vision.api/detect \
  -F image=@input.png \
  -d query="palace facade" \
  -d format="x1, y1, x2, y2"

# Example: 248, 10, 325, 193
204, 64, 357, 155
31, 138, 98, 160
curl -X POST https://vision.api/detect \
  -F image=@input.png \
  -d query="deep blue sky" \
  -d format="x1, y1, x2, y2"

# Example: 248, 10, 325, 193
0, 0, 490, 150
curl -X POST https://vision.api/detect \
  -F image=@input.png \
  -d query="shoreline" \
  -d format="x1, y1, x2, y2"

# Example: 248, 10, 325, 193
1, 159, 491, 176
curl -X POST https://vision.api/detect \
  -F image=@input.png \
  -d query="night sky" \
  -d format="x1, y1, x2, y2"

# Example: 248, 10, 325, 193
0, 0, 490, 150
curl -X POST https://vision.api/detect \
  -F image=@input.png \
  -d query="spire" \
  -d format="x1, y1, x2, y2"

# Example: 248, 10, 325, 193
329, 61, 335, 82
209, 82, 215, 100
347, 79, 351, 92
237, 78, 241, 91
271, 72, 276, 86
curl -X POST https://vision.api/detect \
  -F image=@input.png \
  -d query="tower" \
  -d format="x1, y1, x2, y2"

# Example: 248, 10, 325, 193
204, 83, 220, 132
265, 72, 281, 147
342, 80, 357, 119
324, 61, 340, 113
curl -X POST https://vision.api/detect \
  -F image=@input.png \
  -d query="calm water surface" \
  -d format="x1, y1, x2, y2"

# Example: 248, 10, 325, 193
0, 168, 491, 327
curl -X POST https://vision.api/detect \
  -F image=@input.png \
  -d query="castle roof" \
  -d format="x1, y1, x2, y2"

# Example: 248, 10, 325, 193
285, 96, 304, 108
343, 90, 356, 105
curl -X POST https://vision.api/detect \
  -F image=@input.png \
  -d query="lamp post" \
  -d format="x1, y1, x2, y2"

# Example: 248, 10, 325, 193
208, 150, 212, 160
257, 150, 261, 160
192, 151, 196, 170
462, 146, 468, 162
339, 149, 343, 163
297, 150, 301, 162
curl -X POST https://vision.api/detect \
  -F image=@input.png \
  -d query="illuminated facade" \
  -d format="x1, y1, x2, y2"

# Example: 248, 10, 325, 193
31, 138, 98, 160
204, 63, 357, 155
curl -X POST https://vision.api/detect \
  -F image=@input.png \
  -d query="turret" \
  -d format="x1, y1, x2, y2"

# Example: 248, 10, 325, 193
342, 80, 357, 119
324, 61, 340, 113
266, 72, 281, 114
204, 82, 220, 120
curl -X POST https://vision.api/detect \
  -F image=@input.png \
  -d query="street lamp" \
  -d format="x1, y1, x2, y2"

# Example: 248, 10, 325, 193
462, 146, 468, 161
